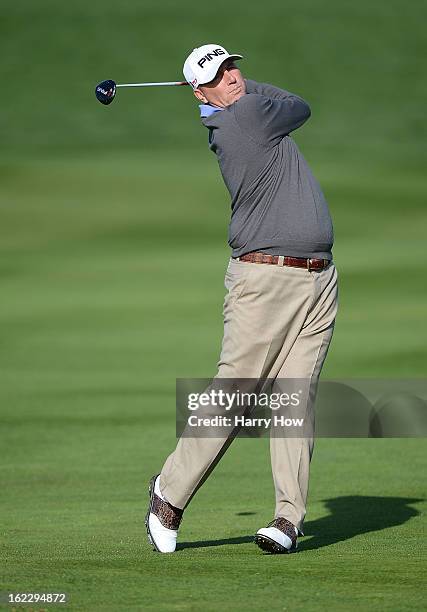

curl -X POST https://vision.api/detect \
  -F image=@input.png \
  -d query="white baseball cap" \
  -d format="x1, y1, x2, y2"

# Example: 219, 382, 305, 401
183, 44, 243, 90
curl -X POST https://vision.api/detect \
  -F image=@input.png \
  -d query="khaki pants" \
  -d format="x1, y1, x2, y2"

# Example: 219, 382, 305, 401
160, 258, 338, 532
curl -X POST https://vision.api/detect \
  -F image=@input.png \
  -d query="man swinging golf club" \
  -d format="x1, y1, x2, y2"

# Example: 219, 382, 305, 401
146, 44, 338, 554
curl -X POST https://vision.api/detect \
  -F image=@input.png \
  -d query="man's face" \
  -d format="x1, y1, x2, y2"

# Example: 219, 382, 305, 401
194, 59, 246, 108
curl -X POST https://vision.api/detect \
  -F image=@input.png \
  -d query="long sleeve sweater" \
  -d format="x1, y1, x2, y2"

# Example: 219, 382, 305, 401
201, 79, 334, 259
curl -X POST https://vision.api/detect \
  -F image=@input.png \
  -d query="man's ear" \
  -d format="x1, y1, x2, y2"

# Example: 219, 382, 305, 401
194, 88, 208, 104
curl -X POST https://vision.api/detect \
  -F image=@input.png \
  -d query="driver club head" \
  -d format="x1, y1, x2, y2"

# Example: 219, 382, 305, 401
95, 80, 116, 105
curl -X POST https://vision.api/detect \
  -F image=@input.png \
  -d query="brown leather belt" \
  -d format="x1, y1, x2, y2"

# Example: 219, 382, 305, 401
235, 252, 330, 271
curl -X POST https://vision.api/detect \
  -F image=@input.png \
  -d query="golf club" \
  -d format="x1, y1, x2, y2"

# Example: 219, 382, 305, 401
95, 79, 189, 105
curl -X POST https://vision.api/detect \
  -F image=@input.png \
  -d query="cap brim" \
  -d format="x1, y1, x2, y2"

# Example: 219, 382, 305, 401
198, 54, 243, 86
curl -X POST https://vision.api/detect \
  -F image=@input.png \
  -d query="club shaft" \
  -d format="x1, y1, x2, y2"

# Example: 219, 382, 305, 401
116, 81, 188, 88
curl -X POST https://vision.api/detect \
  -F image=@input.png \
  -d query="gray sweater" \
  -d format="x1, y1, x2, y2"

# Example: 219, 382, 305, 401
201, 79, 334, 259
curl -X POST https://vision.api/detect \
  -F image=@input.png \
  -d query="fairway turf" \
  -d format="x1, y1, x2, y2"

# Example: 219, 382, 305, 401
1, 154, 426, 611
1, 0, 427, 609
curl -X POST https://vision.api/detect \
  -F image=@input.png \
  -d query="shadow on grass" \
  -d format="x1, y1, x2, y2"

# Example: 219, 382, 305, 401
177, 495, 421, 552
299, 495, 422, 551
177, 535, 253, 550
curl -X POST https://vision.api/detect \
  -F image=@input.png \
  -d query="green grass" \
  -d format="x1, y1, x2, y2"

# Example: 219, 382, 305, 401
1, 153, 426, 611
1, 433, 425, 611
1, 0, 427, 609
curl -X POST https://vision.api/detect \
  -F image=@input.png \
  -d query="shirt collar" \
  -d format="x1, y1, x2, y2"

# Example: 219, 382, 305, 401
199, 104, 223, 118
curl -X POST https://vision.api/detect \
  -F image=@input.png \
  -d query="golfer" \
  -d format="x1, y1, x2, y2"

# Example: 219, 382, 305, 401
146, 44, 338, 554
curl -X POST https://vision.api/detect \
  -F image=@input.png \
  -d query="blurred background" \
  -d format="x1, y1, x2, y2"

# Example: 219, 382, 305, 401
1, 0, 426, 609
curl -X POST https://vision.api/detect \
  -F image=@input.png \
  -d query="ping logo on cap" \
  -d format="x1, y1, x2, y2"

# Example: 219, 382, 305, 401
197, 48, 226, 69
183, 44, 243, 88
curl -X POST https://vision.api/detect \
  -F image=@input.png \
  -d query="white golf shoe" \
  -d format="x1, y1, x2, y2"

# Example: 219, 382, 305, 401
145, 474, 183, 553
255, 517, 298, 554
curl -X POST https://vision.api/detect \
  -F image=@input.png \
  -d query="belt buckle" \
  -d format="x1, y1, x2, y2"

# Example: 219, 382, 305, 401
307, 258, 313, 271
